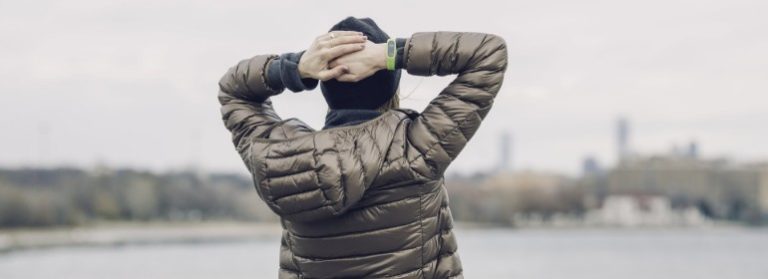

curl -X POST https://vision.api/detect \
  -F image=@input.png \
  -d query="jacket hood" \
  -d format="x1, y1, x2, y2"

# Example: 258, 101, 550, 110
246, 112, 401, 222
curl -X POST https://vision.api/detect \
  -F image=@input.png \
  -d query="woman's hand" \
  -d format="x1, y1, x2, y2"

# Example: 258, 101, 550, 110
298, 31, 368, 81
328, 41, 387, 82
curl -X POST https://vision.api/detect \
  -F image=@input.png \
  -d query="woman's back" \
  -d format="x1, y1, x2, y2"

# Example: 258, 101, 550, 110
219, 30, 507, 278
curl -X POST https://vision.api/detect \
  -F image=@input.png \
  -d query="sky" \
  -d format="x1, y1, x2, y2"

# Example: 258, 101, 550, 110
1, 0, 767, 176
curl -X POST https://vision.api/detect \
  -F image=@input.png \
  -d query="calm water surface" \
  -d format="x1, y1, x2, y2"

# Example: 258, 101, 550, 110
1, 228, 767, 279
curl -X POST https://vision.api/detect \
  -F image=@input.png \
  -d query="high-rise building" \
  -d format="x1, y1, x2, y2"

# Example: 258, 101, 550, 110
616, 117, 631, 163
687, 141, 699, 159
582, 156, 602, 176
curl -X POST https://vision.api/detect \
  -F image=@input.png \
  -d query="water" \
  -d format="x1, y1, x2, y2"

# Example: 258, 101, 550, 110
1, 228, 767, 278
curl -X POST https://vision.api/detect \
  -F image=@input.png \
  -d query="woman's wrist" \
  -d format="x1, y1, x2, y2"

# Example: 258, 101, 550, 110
375, 38, 406, 71
268, 51, 319, 93
298, 56, 314, 79
373, 43, 388, 71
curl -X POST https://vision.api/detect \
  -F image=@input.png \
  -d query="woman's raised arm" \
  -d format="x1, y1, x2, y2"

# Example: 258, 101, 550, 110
217, 31, 367, 170
404, 32, 509, 178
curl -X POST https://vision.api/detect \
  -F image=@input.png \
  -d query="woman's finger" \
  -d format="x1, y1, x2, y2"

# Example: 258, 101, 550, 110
325, 43, 365, 61
328, 59, 340, 69
336, 73, 361, 83
326, 35, 367, 48
336, 74, 353, 82
316, 65, 349, 81
321, 31, 363, 41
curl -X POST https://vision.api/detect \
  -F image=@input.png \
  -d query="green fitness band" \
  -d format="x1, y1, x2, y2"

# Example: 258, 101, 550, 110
386, 38, 396, 71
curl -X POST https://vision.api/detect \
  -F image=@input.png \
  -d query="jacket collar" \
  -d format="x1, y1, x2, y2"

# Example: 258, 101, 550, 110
323, 109, 382, 130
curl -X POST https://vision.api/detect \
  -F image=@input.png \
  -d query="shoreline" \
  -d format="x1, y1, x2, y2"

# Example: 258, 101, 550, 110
0, 221, 283, 254
0, 221, 758, 254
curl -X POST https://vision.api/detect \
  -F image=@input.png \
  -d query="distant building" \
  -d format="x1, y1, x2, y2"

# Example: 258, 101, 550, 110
616, 117, 631, 164
585, 195, 709, 227
496, 132, 513, 173
582, 156, 602, 177
605, 155, 768, 223
687, 141, 699, 159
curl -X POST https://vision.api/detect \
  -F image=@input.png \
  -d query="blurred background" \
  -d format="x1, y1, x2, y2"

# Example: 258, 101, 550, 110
1, 0, 767, 278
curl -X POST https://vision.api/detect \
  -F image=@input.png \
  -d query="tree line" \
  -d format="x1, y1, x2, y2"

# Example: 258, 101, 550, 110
0, 167, 277, 228
0, 167, 588, 228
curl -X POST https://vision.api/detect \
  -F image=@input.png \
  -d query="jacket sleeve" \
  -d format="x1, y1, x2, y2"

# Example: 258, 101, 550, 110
403, 32, 508, 178
218, 54, 285, 170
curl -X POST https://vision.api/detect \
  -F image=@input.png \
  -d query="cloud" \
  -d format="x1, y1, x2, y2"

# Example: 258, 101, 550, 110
1, 0, 766, 175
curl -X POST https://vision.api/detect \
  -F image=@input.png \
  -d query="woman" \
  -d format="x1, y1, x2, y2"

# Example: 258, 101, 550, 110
218, 17, 507, 279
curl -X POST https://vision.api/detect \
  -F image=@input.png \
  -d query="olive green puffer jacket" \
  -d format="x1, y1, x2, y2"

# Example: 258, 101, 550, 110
219, 32, 507, 279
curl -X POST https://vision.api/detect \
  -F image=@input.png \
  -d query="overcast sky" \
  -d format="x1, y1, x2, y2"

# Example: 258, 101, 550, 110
1, 0, 766, 176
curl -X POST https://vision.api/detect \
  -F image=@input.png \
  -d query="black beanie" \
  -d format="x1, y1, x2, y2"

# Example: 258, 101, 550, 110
321, 17, 401, 110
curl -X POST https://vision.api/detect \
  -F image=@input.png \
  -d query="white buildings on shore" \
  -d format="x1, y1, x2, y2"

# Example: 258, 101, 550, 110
585, 195, 710, 227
